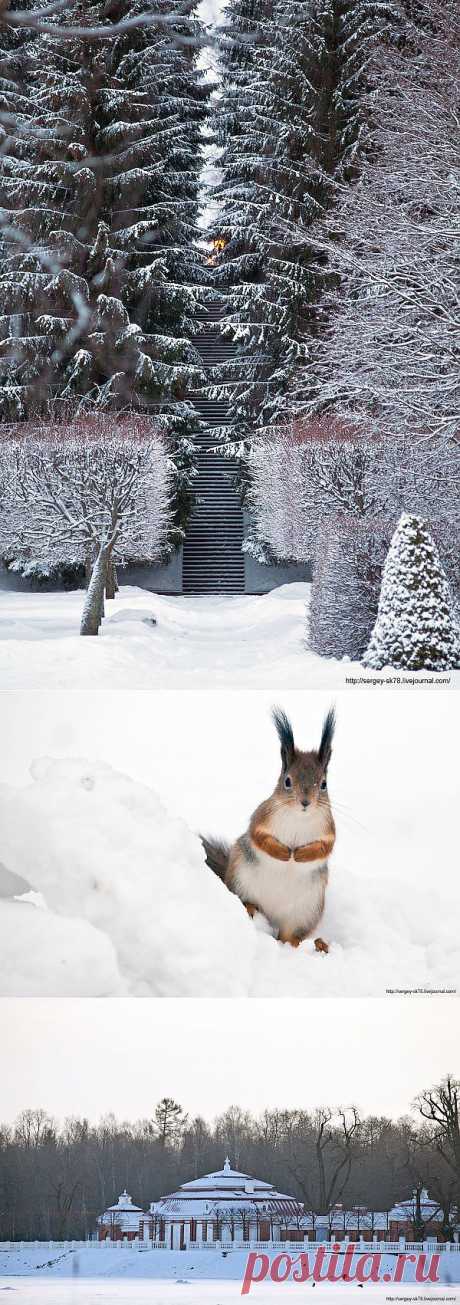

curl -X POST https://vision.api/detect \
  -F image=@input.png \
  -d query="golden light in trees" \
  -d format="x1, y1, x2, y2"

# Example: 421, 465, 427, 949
206, 237, 227, 264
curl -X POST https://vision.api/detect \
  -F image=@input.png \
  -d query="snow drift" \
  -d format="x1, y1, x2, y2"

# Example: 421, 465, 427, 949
0, 750, 458, 998
0, 759, 250, 998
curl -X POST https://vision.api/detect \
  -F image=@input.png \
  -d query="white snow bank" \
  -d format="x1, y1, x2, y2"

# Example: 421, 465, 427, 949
0, 760, 252, 998
0, 718, 458, 996
0, 583, 457, 689
1, 1244, 459, 1295
0, 900, 122, 998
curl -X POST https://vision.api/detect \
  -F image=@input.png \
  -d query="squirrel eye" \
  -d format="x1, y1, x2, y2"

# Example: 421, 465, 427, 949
284, 775, 292, 790
320, 778, 327, 791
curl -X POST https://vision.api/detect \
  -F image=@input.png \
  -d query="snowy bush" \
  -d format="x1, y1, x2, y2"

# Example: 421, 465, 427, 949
245, 420, 386, 563
0, 415, 172, 635
308, 515, 391, 660
308, 515, 460, 663
245, 420, 460, 659
363, 515, 460, 672
245, 420, 460, 559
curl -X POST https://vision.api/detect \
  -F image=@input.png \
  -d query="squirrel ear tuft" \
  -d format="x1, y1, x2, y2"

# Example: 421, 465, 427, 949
318, 707, 336, 769
271, 706, 295, 769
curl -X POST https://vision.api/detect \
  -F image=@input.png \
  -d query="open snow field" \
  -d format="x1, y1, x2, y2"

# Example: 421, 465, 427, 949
0, 584, 457, 689
0, 1246, 459, 1303
0, 690, 458, 997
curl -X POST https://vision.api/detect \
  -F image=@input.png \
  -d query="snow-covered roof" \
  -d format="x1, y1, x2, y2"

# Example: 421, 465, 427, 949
96, 1175, 443, 1236
98, 1190, 144, 1231
150, 1158, 303, 1221
390, 1190, 441, 1222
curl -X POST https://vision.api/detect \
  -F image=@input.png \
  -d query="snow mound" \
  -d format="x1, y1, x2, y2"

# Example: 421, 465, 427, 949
105, 607, 157, 628
0, 760, 252, 997
0, 757, 458, 997
0, 899, 123, 997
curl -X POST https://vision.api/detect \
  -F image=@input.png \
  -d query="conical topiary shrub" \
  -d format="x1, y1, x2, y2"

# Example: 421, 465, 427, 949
363, 513, 460, 671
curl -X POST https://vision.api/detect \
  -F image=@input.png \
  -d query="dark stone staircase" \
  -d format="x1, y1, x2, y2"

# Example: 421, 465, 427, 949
182, 300, 245, 594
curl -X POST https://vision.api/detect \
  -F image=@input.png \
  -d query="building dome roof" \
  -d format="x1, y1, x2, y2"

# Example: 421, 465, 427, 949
390, 1190, 441, 1222
150, 1158, 303, 1222
98, 1190, 144, 1232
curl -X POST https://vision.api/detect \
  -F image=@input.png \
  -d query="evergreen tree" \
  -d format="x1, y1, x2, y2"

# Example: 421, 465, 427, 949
153, 1098, 187, 1148
363, 514, 460, 672
0, 0, 210, 535
211, 0, 394, 444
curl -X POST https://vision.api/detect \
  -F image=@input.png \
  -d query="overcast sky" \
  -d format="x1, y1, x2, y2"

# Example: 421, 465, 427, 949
0, 998, 455, 1125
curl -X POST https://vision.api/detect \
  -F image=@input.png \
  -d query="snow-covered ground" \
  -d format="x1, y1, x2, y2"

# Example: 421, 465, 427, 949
1, 1284, 458, 1305
1, 1245, 459, 1304
0, 690, 458, 997
0, 584, 457, 689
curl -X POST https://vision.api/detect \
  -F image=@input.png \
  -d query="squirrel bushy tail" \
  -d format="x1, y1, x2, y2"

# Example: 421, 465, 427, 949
201, 836, 230, 882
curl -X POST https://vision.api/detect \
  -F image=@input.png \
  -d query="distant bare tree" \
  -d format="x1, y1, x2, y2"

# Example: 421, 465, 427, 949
415, 1076, 460, 1212
282, 1106, 362, 1217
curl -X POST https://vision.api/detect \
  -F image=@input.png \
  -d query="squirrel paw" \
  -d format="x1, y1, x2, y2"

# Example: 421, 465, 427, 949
314, 937, 329, 954
278, 932, 302, 947
244, 902, 257, 918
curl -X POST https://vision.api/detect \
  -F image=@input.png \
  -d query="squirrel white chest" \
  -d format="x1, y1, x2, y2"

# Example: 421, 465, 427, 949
271, 802, 325, 848
236, 804, 330, 936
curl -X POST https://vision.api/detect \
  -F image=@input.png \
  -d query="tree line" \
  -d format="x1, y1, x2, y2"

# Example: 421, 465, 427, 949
212, 0, 459, 446
0, 1077, 459, 1241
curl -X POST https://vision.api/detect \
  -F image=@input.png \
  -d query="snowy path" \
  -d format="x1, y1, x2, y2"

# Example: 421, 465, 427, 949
0, 690, 458, 996
0, 584, 456, 689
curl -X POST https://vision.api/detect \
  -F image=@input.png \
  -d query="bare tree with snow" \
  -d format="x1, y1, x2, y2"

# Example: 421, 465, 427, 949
245, 419, 460, 565
301, 0, 460, 440
0, 414, 171, 635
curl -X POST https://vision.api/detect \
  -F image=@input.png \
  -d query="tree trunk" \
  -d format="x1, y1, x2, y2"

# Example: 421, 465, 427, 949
84, 550, 93, 589
105, 554, 118, 600
80, 545, 108, 636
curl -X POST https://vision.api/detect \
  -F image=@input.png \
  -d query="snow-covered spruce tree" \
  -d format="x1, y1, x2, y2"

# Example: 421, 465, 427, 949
0, 416, 172, 635
363, 514, 460, 672
210, 0, 395, 445
243, 419, 460, 657
305, 0, 460, 439
0, 0, 210, 536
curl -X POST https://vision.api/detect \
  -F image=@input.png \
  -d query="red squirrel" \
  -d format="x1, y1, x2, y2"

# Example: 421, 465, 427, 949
202, 707, 336, 951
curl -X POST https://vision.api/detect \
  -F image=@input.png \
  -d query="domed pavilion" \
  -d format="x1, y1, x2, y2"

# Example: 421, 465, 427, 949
147, 1158, 305, 1250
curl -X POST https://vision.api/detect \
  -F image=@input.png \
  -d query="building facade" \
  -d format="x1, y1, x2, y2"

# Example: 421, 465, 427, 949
96, 1165, 452, 1249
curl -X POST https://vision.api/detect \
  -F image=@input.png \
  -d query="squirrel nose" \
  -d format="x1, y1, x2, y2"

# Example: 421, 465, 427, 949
301, 799, 310, 809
